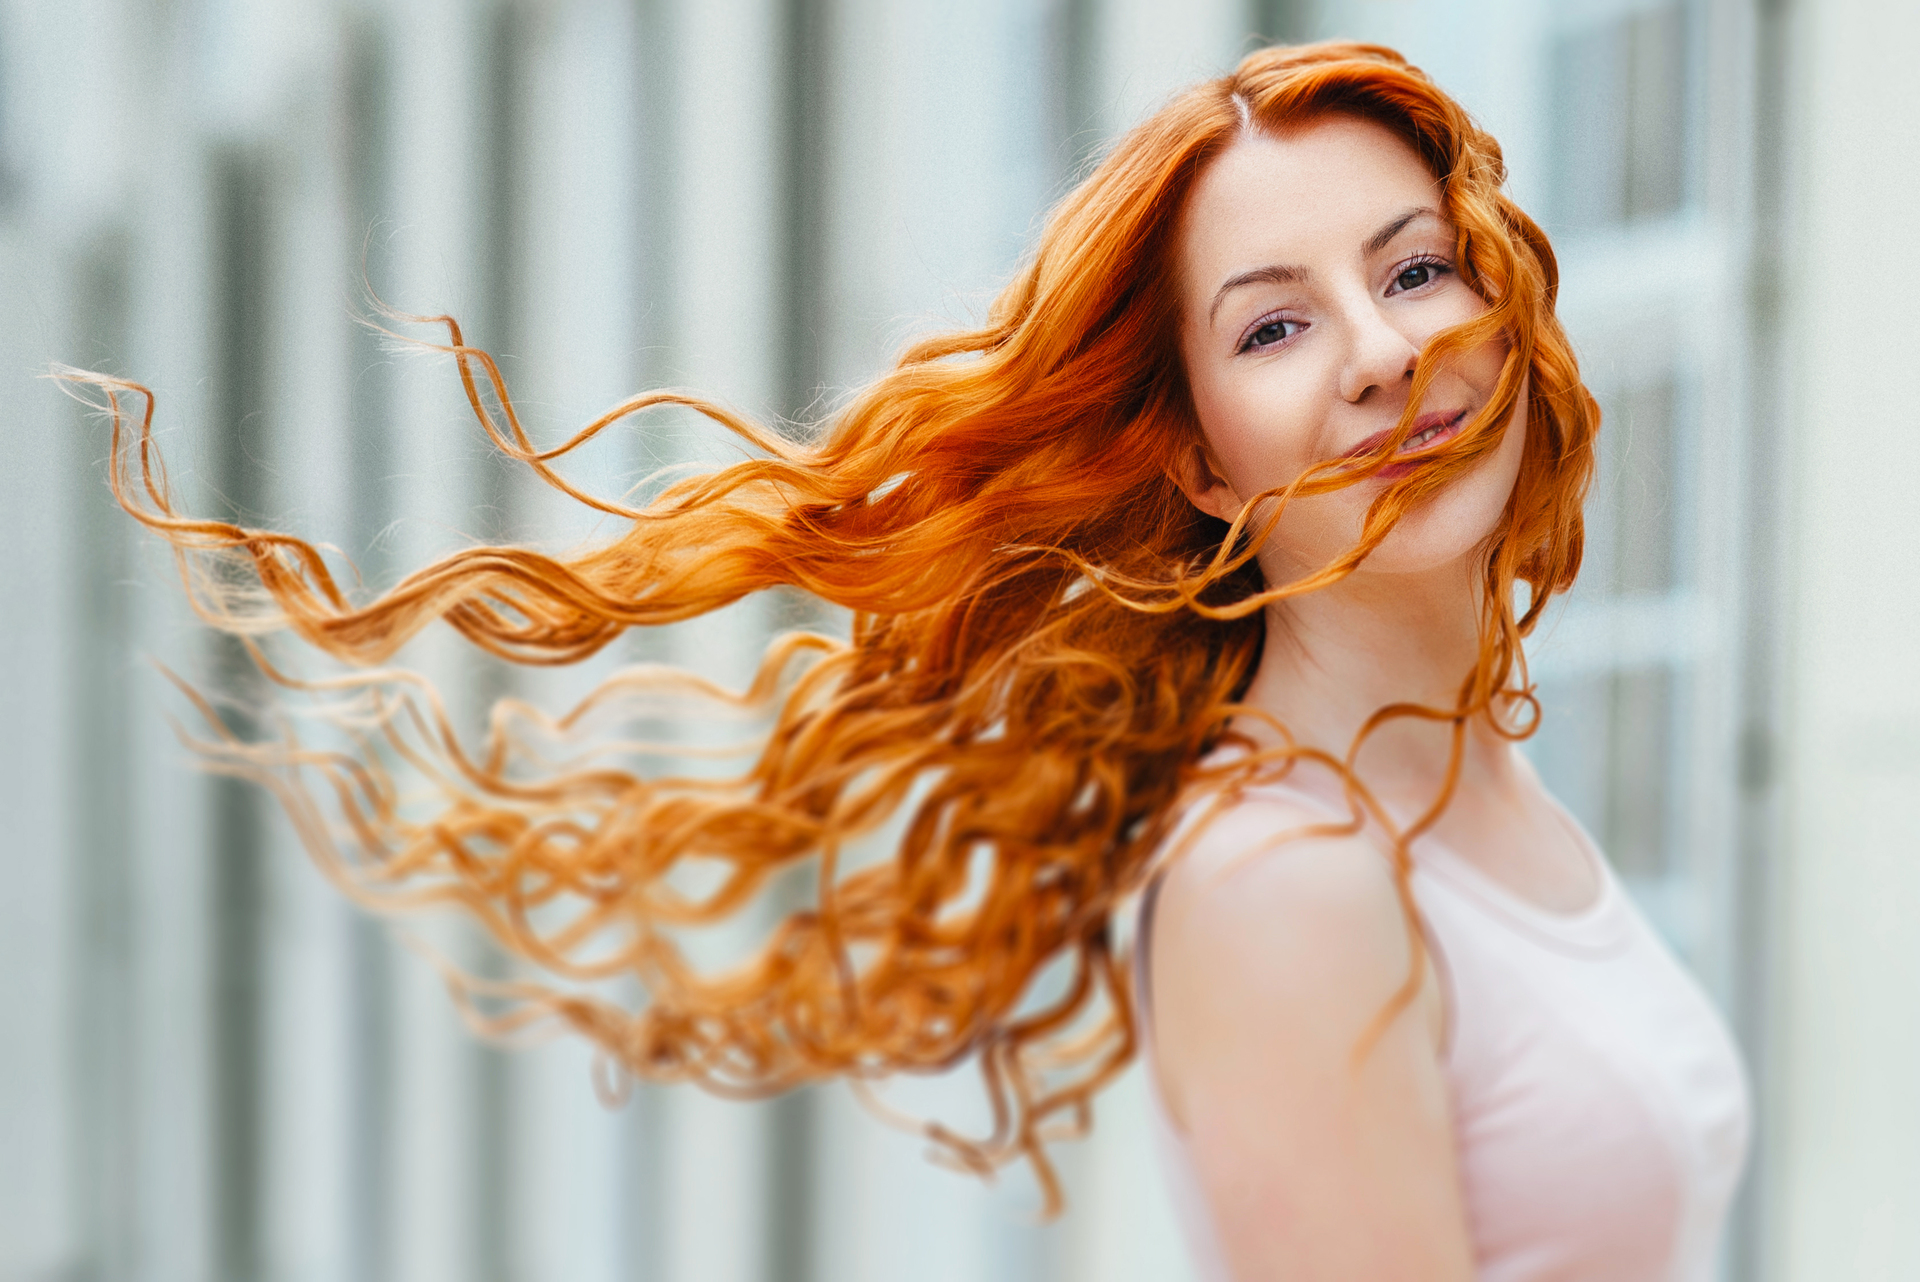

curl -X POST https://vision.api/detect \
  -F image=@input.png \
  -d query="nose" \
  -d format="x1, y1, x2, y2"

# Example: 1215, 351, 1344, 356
1335, 296, 1419, 405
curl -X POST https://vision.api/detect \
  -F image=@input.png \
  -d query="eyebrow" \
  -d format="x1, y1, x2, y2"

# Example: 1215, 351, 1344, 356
1206, 205, 1442, 325
1365, 205, 1437, 256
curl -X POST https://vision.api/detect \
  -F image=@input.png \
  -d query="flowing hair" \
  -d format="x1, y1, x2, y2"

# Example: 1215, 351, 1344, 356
63, 41, 1594, 1207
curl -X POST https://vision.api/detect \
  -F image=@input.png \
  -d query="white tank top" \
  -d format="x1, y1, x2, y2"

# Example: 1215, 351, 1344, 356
1135, 778, 1751, 1281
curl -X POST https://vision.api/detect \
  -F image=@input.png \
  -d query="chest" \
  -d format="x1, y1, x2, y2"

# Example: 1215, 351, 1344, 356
1416, 873, 1751, 1281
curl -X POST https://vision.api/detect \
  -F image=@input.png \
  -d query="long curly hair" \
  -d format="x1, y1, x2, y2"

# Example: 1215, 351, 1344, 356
65, 41, 1595, 1207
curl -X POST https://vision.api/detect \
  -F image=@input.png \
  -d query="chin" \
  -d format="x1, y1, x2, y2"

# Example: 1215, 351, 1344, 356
1353, 495, 1509, 577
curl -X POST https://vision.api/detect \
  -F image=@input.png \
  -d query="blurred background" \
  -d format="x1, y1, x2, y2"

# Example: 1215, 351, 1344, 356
2, 0, 1916, 1279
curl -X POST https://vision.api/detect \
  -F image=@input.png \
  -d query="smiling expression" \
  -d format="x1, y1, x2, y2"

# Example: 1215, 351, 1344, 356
1174, 113, 1527, 585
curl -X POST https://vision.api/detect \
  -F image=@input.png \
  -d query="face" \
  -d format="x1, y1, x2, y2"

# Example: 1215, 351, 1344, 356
1174, 114, 1526, 585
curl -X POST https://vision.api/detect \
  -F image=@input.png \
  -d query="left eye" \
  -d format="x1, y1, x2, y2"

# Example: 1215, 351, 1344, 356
1391, 260, 1446, 293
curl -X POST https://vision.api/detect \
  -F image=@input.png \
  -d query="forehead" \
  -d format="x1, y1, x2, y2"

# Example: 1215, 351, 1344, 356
1178, 115, 1443, 290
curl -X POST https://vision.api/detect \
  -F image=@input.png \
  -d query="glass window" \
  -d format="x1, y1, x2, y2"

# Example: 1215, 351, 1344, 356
1549, 2, 1689, 229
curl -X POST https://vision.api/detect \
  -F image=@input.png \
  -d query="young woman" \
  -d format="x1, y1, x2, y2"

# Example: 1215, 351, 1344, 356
72, 40, 1747, 1281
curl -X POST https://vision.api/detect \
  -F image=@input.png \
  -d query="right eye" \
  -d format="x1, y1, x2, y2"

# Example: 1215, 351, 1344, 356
1240, 315, 1305, 353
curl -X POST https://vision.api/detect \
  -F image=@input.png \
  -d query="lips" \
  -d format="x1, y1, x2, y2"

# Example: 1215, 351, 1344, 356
1340, 409, 1467, 479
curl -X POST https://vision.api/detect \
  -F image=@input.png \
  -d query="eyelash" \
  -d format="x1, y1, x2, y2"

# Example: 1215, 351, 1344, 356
1233, 253, 1456, 354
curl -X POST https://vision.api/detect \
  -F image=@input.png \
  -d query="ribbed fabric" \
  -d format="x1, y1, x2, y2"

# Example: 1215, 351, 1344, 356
1135, 777, 1750, 1281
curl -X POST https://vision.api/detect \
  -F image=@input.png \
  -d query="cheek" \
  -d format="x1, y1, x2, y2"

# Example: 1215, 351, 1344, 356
1465, 334, 1512, 395
1192, 369, 1323, 499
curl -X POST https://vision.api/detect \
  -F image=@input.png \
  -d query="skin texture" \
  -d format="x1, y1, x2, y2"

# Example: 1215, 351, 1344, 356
1151, 115, 1603, 1278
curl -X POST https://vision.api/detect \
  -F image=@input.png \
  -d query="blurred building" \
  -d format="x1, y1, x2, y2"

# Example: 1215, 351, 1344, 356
0, 0, 1914, 1280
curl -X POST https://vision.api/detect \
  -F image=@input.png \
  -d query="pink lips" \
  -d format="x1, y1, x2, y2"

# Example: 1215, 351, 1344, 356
1340, 409, 1467, 480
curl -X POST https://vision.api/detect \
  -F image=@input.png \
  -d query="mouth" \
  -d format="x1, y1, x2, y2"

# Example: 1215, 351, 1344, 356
1341, 409, 1469, 479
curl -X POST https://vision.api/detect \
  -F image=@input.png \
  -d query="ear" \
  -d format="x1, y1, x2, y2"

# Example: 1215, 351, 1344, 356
1166, 439, 1244, 524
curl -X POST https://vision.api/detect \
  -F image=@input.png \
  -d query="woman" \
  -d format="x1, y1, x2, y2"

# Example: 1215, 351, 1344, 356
70, 40, 1747, 1280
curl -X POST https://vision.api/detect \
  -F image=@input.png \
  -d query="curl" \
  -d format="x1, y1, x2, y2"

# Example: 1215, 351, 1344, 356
59, 38, 1597, 1213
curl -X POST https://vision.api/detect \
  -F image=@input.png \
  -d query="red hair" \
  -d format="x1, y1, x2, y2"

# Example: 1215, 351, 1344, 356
65, 41, 1594, 1208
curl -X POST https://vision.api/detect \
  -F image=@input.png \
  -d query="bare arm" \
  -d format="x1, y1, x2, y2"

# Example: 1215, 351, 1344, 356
1147, 797, 1475, 1280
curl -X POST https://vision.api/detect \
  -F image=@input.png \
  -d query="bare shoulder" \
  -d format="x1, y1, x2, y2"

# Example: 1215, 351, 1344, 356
1151, 788, 1414, 988
1146, 787, 1435, 1121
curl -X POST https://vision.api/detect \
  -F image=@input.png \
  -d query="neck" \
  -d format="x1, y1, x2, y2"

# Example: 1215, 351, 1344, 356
1235, 554, 1520, 822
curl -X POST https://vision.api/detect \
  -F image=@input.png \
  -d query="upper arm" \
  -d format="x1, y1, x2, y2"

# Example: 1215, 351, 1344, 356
1147, 800, 1474, 1280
